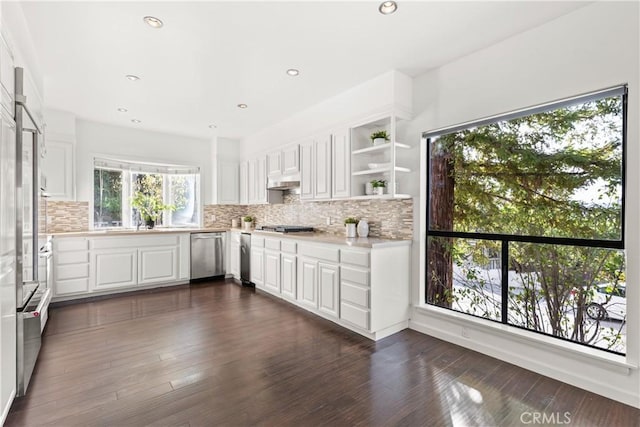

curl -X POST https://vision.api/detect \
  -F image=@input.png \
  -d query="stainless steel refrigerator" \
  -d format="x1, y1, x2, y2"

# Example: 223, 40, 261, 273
0, 71, 17, 420
14, 67, 50, 397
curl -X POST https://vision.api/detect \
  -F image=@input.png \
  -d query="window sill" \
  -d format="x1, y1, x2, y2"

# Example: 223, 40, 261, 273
413, 304, 636, 371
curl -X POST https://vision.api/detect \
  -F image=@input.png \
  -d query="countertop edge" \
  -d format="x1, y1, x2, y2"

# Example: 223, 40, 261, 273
250, 230, 412, 248
49, 228, 229, 237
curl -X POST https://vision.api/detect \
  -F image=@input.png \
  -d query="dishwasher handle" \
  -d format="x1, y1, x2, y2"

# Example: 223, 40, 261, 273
192, 233, 224, 239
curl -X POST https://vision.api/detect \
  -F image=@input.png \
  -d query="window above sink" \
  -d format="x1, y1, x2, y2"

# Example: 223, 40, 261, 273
93, 157, 201, 230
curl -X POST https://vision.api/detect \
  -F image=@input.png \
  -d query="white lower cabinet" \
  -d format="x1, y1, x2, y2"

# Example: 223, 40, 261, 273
230, 240, 240, 278
263, 249, 281, 295
251, 236, 410, 341
318, 262, 340, 318
281, 253, 297, 301
298, 257, 318, 310
93, 249, 137, 290
250, 235, 266, 288
138, 246, 178, 285
51, 233, 191, 301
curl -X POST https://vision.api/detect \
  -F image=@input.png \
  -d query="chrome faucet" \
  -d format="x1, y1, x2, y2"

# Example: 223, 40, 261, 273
133, 211, 142, 231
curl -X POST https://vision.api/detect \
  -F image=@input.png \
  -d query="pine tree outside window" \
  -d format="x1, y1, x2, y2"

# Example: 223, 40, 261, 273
424, 86, 627, 354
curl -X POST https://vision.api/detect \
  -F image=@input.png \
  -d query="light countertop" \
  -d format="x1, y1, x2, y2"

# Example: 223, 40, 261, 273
49, 227, 228, 238
250, 230, 411, 248
50, 227, 411, 248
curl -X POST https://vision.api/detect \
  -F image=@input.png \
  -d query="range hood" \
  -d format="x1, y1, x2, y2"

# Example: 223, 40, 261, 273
267, 173, 300, 190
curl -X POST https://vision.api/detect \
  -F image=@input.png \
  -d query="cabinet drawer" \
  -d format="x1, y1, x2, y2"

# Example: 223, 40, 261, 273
265, 238, 280, 250
340, 302, 370, 330
55, 251, 89, 265
56, 263, 89, 280
281, 240, 297, 254
299, 244, 339, 263
341, 283, 369, 308
55, 278, 89, 295
251, 236, 265, 248
55, 238, 89, 252
340, 249, 369, 268
231, 232, 241, 244
341, 266, 369, 286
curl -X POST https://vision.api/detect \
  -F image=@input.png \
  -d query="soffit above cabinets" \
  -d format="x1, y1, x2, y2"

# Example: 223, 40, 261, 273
20, 1, 587, 140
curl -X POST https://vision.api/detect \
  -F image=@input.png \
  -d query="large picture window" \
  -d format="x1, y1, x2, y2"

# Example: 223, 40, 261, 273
425, 86, 627, 354
93, 158, 201, 228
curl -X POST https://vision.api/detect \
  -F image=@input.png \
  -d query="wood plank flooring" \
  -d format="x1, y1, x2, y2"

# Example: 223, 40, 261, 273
6, 279, 639, 426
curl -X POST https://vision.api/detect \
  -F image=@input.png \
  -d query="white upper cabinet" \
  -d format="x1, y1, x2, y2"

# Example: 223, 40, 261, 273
239, 161, 248, 204
217, 161, 239, 204
282, 144, 299, 175
314, 134, 331, 200
300, 134, 331, 201
267, 151, 282, 178
300, 141, 314, 200
267, 144, 299, 178
247, 156, 268, 205
43, 140, 75, 200
331, 128, 350, 199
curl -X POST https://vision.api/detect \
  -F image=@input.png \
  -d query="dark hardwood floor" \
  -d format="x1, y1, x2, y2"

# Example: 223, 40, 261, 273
6, 279, 639, 426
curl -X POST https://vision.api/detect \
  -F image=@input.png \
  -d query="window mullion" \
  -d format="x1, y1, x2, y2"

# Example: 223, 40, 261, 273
501, 240, 509, 324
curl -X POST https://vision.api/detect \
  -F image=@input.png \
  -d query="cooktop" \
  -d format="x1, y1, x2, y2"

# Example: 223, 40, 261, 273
259, 225, 314, 233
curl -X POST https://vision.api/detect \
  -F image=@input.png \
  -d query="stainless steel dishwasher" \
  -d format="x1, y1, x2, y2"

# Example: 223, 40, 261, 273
190, 232, 226, 280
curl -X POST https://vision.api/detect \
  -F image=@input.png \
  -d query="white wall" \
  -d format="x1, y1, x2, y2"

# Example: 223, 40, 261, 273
399, 1, 640, 407
240, 70, 412, 158
75, 119, 214, 210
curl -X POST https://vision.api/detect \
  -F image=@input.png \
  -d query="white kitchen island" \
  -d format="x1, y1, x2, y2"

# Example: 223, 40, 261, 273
246, 231, 411, 341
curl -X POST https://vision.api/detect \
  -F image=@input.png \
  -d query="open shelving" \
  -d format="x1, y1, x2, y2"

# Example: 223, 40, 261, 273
349, 114, 413, 198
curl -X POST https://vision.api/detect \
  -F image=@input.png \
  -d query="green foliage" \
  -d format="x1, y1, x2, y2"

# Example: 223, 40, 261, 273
370, 130, 390, 141
428, 95, 627, 353
94, 169, 122, 225
131, 174, 175, 222
344, 217, 358, 225
439, 97, 622, 240
243, 215, 254, 222
370, 179, 387, 188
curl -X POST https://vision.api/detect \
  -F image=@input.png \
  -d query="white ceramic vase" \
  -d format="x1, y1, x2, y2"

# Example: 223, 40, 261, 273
373, 138, 386, 146
365, 182, 373, 195
374, 187, 384, 196
357, 220, 369, 237
243, 221, 252, 231
346, 223, 356, 238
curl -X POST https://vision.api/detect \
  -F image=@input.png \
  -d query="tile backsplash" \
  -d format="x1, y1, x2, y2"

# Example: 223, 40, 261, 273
203, 204, 248, 229
204, 193, 413, 240
44, 200, 90, 233
46, 194, 413, 239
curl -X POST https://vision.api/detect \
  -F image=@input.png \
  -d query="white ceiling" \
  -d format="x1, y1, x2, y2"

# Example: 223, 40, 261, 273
20, 1, 587, 141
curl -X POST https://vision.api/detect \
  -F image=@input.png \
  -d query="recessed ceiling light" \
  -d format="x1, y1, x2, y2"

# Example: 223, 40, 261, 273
286, 69, 300, 76
378, 1, 398, 15
143, 16, 164, 29
208, 124, 217, 129
131, 119, 141, 123
125, 74, 140, 81
117, 107, 128, 113
237, 104, 248, 109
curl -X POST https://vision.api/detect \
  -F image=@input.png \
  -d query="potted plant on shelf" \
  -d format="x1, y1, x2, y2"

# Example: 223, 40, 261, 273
370, 130, 390, 146
131, 192, 175, 229
371, 179, 387, 196
344, 217, 358, 238
243, 215, 254, 230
